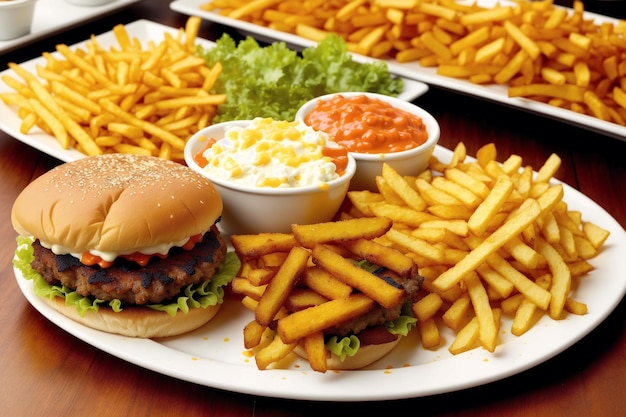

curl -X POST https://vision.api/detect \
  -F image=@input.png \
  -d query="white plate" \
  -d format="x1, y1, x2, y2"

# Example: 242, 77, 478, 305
170, 0, 626, 141
15, 145, 626, 401
0, 19, 427, 163
0, 0, 141, 54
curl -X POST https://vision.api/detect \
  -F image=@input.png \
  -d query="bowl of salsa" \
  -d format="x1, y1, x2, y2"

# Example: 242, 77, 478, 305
296, 92, 439, 191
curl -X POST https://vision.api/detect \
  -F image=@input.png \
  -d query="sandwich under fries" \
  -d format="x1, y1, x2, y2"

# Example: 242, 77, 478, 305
230, 217, 425, 372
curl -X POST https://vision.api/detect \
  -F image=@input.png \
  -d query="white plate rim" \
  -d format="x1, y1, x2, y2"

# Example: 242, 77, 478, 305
170, 0, 626, 142
14, 144, 626, 402
0, 0, 142, 54
0, 19, 428, 163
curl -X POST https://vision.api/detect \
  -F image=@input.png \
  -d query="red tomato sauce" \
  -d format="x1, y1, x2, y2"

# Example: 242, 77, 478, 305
304, 94, 428, 154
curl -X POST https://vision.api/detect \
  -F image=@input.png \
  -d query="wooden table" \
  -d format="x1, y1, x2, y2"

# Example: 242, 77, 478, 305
1, 1, 624, 416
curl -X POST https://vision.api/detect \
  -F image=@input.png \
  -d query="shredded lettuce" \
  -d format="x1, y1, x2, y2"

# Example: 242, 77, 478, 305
196, 34, 403, 122
13, 236, 240, 318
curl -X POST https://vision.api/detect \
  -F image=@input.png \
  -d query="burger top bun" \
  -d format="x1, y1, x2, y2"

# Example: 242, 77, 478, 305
11, 153, 222, 254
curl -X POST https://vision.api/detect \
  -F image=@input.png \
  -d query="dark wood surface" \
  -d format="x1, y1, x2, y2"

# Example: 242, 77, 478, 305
1, 1, 624, 416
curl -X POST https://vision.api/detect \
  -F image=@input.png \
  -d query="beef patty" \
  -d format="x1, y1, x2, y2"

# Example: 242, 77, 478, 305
30, 226, 227, 305
326, 266, 424, 337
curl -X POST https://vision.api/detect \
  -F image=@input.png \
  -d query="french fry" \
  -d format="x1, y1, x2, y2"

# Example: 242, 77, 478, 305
536, 236, 572, 320
230, 233, 298, 258
255, 334, 298, 370
417, 318, 440, 349
441, 294, 471, 331
255, 246, 310, 326
292, 216, 392, 248
468, 176, 514, 237
312, 244, 406, 309
342, 238, 417, 278
432, 198, 541, 291
464, 271, 498, 352
303, 331, 328, 373
511, 274, 551, 336
243, 319, 268, 349
412, 292, 443, 322
301, 266, 353, 300
486, 252, 551, 310
276, 294, 375, 344
448, 316, 479, 355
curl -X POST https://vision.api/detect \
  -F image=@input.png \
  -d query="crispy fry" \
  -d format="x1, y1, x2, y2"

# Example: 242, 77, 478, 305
276, 294, 375, 344
231, 233, 298, 258
464, 271, 498, 352
292, 216, 392, 248
432, 198, 542, 291
312, 244, 406, 309
255, 246, 310, 326
255, 334, 298, 370
301, 266, 353, 300
342, 238, 417, 278
303, 331, 328, 373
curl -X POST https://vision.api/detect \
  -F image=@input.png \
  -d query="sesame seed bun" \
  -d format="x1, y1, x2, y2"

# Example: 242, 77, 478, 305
11, 153, 222, 254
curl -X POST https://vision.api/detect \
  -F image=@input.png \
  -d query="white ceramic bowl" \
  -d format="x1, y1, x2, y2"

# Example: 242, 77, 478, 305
0, 0, 37, 41
295, 92, 440, 191
184, 120, 356, 235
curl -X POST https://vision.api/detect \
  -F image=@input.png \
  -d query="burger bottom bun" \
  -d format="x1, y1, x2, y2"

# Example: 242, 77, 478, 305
41, 295, 221, 338
294, 336, 402, 370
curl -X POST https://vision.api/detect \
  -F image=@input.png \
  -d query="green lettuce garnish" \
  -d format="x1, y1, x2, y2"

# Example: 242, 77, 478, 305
326, 309, 417, 361
13, 236, 240, 318
196, 33, 403, 122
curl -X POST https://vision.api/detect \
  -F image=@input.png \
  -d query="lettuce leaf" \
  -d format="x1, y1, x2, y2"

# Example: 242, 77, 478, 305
196, 34, 403, 122
13, 236, 240, 318
326, 310, 417, 361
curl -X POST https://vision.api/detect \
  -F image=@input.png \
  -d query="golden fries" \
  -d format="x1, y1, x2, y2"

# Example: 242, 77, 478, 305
339, 141, 608, 356
201, 0, 626, 126
227, 142, 609, 370
0, 17, 224, 161
230, 216, 421, 371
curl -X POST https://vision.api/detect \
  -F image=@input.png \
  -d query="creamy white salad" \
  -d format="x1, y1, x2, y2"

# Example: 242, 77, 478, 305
200, 118, 341, 188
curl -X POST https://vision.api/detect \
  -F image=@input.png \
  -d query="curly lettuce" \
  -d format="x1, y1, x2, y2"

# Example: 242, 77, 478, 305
326, 306, 417, 361
196, 33, 403, 122
13, 236, 240, 318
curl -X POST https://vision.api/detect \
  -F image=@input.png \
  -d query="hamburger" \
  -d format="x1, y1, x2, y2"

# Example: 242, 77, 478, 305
294, 263, 423, 371
12, 153, 239, 338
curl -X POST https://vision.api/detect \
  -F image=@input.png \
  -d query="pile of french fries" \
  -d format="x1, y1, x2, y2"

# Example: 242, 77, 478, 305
202, 0, 626, 126
229, 142, 610, 371
230, 216, 416, 372
0, 17, 224, 161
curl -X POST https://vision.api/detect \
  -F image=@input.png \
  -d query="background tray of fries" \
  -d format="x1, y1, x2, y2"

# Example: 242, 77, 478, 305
170, 0, 626, 141
0, 19, 428, 163
13, 144, 626, 401
0, 0, 141, 55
